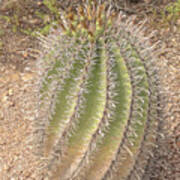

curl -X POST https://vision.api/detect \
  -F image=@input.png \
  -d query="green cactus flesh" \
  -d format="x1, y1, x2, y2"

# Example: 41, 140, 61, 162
37, 2, 160, 180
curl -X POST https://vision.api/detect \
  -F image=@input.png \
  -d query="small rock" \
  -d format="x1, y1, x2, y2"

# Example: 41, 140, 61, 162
0, 76, 10, 83
21, 73, 34, 81
10, 73, 20, 82
8, 89, 13, 96
2, 95, 8, 102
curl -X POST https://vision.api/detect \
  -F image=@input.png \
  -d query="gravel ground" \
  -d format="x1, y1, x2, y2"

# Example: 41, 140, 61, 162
0, 60, 45, 179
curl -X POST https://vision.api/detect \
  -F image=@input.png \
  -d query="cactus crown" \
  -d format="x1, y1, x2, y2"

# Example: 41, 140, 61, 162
58, 0, 117, 40
36, 1, 162, 180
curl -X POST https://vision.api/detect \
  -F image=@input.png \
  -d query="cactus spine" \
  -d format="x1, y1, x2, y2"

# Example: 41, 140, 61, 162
36, 1, 161, 179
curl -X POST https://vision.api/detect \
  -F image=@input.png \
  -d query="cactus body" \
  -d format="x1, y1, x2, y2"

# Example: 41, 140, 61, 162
36, 1, 161, 179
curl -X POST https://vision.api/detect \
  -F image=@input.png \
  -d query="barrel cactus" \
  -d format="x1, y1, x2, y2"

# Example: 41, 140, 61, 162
35, 0, 162, 179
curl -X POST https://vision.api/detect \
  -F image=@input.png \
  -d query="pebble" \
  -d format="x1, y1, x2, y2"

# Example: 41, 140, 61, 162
21, 73, 34, 81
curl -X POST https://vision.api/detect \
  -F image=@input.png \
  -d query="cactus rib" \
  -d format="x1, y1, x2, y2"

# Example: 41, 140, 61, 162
69, 39, 111, 179
49, 40, 107, 179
